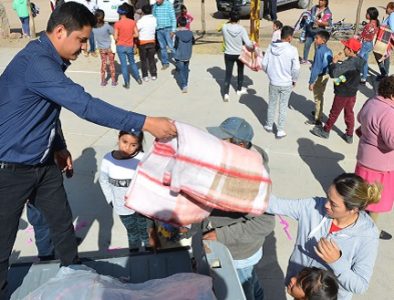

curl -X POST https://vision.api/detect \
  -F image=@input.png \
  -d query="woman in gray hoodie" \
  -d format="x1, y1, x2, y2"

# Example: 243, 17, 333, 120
221, 10, 253, 102
267, 173, 381, 300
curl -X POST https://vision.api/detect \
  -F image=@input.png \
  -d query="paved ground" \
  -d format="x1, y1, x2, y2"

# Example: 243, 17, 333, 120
1, 42, 393, 299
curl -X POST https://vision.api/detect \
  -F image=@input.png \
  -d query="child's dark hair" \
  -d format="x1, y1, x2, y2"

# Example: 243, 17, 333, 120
142, 4, 152, 15
378, 75, 394, 99
117, 3, 134, 19
181, 4, 187, 11
229, 10, 240, 23
177, 16, 187, 27
366, 7, 380, 26
316, 30, 330, 42
280, 25, 294, 40
119, 131, 144, 152
95, 9, 105, 27
296, 267, 338, 300
273, 20, 283, 30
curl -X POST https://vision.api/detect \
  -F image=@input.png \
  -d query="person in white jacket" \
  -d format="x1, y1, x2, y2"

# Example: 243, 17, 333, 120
137, 5, 158, 81
262, 25, 300, 139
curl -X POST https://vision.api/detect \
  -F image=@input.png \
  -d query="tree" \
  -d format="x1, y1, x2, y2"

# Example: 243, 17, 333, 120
201, 0, 206, 34
354, 0, 364, 35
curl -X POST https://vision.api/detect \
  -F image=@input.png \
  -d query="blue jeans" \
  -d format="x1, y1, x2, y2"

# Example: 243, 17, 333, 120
89, 31, 96, 52
359, 41, 373, 80
303, 33, 315, 61
157, 27, 174, 65
19, 17, 30, 36
26, 203, 55, 257
176, 60, 190, 89
116, 45, 141, 85
236, 266, 264, 300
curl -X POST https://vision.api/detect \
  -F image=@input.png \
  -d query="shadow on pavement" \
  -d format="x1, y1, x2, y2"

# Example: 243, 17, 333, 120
297, 138, 345, 191
65, 147, 114, 254
255, 231, 287, 300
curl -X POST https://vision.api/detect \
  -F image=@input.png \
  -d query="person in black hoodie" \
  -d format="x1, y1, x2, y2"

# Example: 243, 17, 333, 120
311, 38, 365, 144
174, 16, 194, 93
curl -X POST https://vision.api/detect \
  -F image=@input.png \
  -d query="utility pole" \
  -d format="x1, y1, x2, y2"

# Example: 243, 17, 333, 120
250, 0, 260, 43
201, 0, 206, 35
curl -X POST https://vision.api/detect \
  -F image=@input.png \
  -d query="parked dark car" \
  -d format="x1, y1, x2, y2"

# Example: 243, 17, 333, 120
216, 0, 309, 19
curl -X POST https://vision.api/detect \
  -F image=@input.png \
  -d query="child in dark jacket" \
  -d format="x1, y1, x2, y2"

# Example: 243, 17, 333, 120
306, 30, 332, 126
174, 16, 194, 93
311, 37, 365, 144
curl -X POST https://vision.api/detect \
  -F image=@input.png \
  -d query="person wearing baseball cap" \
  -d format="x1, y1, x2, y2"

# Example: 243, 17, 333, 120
205, 116, 274, 300
311, 37, 365, 144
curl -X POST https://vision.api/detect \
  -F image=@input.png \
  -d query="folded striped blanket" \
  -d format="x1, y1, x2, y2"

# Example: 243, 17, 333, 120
373, 25, 394, 62
125, 122, 271, 225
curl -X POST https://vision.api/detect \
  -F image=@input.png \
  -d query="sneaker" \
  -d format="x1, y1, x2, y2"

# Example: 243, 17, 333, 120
236, 88, 247, 96
90, 52, 98, 57
223, 94, 229, 102
100, 81, 107, 86
263, 125, 273, 133
343, 134, 353, 144
122, 83, 130, 89
182, 87, 188, 93
151, 76, 157, 80
171, 69, 177, 75
82, 50, 89, 57
143, 77, 149, 82
310, 126, 329, 139
112, 81, 118, 86
360, 79, 367, 85
379, 230, 392, 240
276, 130, 287, 139
161, 64, 169, 70
305, 120, 322, 126
137, 78, 143, 85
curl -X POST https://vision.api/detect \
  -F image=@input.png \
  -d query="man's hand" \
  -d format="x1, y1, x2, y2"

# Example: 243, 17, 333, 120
170, 32, 175, 38
143, 116, 177, 139
309, 83, 314, 91
202, 230, 217, 241
314, 237, 341, 264
54, 149, 73, 178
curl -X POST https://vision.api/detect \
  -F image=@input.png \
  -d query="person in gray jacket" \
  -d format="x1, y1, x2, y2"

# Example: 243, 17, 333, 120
204, 117, 275, 300
267, 173, 381, 300
221, 10, 254, 102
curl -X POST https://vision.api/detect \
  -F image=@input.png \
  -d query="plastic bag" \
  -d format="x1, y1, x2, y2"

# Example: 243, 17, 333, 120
23, 265, 216, 300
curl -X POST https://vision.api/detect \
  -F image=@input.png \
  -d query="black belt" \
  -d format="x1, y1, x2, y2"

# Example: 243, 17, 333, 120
0, 161, 45, 171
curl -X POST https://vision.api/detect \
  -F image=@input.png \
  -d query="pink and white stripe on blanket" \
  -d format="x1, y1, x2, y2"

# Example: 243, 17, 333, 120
125, 121, 271, 225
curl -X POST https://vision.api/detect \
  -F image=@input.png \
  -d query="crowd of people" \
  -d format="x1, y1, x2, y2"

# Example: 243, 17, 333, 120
1, 1, 394, 300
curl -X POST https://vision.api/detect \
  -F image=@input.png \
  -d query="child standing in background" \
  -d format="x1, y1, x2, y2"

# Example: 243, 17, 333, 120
93, 9, 117, 86
178, 4, 193, 30
12, 0, 30, 38
99, 131, 154, 251
358, 7, 379, 84
306, 30, 332, 126
272, 20, 283, 42
174, 16, 194, 93
137, 4, 158, 82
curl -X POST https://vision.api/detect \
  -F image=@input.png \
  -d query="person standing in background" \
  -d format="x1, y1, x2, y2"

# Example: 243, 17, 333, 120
12, 0, 30, 38
82, 0, 98, 56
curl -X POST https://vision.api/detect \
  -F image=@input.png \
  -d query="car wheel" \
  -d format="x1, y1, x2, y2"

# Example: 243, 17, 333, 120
298, 0, 309, 9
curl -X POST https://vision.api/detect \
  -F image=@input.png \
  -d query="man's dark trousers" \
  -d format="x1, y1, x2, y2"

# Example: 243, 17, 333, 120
0, 163, 78, 299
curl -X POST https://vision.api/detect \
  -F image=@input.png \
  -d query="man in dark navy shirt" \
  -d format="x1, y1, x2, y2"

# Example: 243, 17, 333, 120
0, 3, 176, 297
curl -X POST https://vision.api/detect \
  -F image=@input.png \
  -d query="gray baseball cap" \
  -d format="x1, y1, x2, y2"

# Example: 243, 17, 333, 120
207, 117, 254, 142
